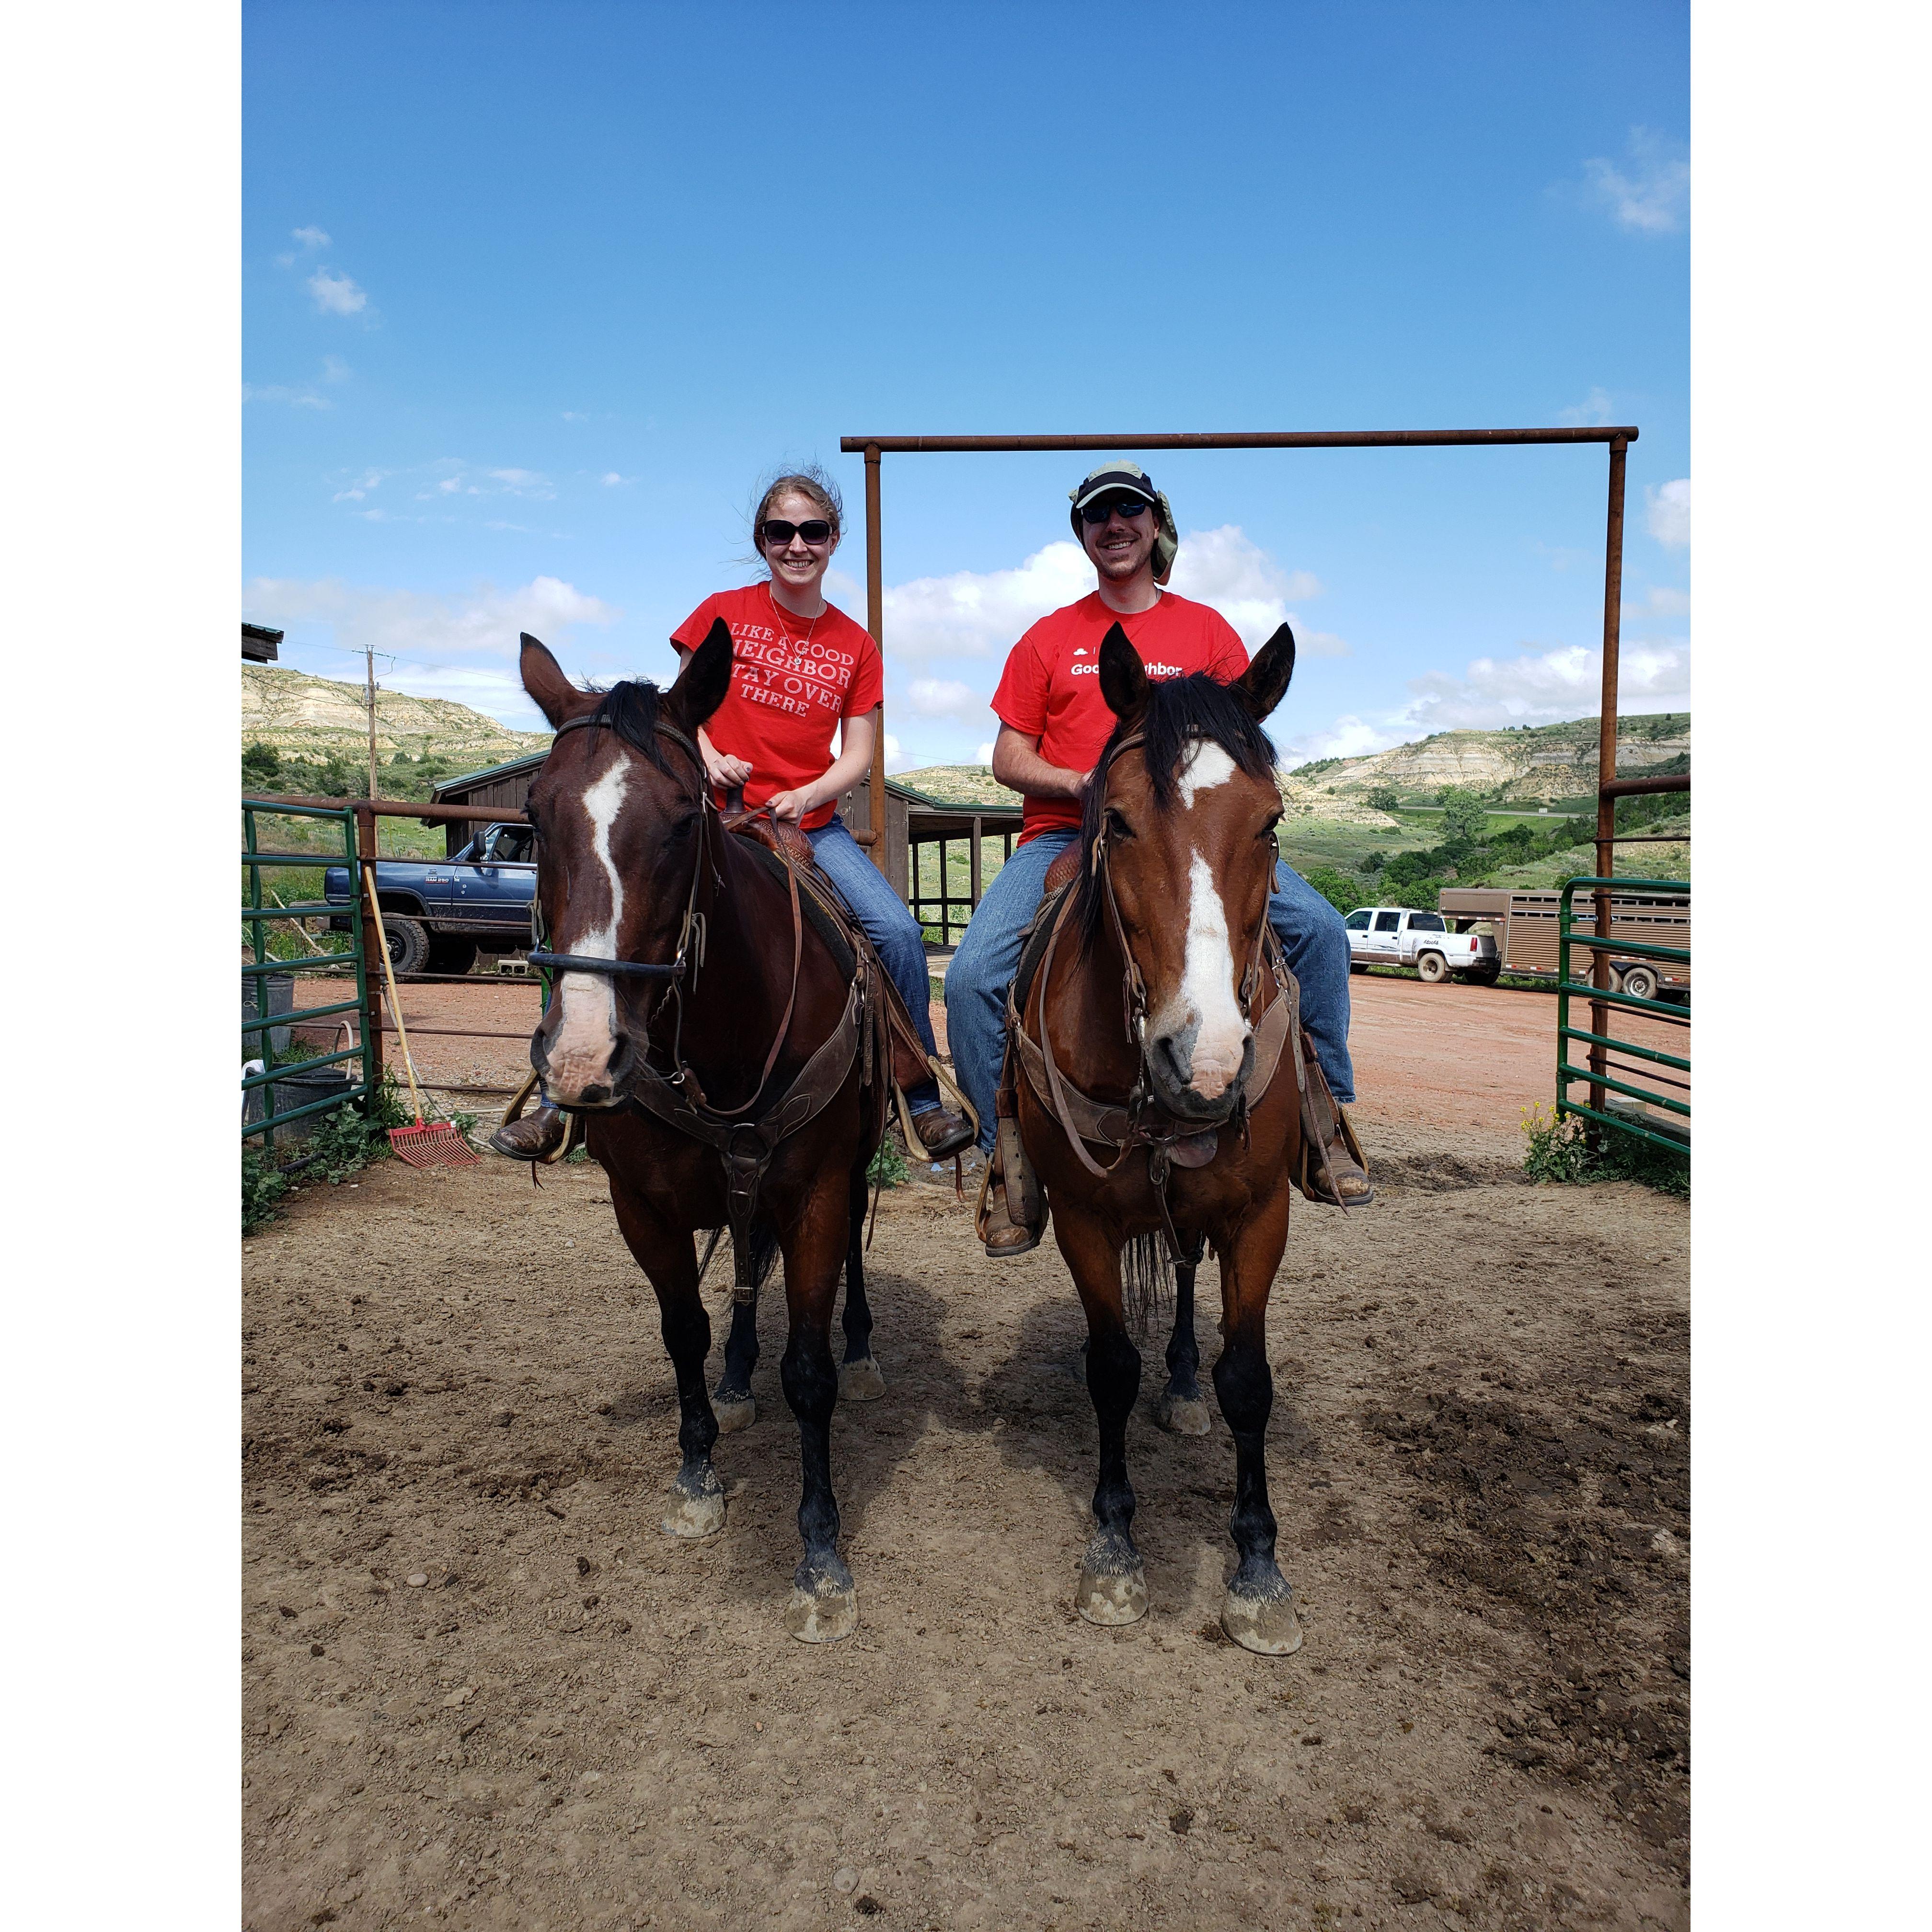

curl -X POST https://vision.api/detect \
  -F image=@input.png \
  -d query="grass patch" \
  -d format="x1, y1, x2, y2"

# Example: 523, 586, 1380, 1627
241, 1073, 413, 1231
1521, 1104, 1689, 1197
867, 1134, 909, 1188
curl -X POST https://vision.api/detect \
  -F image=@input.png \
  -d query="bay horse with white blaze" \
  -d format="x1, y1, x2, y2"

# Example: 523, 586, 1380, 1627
1011, 621, 1309, 1656
518, 625, 890, 1643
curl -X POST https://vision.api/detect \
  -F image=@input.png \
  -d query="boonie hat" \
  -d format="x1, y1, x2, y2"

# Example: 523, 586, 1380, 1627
1068, 459, 1180, 585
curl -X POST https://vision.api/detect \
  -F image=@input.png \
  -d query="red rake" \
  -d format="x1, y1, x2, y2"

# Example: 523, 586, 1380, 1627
364, 872, 481, 1169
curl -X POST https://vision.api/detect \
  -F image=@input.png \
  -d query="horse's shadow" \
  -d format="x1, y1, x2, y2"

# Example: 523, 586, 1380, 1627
597, 1246, 972, 1621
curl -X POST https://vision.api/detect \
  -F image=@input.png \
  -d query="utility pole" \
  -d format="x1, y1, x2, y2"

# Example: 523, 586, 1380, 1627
365, 644, 380, 801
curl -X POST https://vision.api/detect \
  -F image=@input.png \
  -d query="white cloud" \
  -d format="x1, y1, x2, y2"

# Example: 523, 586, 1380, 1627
331, 467, 389, 503
904, 677, 984, 720
415, 461, 556, 503
1646, 586, 1690, 617
1646, 477, 1690, 548
322, 354, 352, 383
561, 411, 589, 423
600, 472, 629, 487
882, 733, 912, 775
975, 740, 996, 766
242, 575, 622, 728
1578, 127, 1690, 235
309, 268, 368, 316
291, 225, 331, 250
243, 381, 329, 409
1167, 526, 1342, 654
1556, 386, 1614, 427
856, 525, 1336, 662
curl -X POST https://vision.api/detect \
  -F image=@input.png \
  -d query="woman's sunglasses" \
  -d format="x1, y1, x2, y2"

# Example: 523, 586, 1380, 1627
759, 518, 834, 547
1079, 496, 1151, 526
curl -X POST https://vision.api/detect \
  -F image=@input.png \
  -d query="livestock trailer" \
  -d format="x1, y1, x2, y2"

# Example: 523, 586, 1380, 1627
1438, 886, 1692, 1000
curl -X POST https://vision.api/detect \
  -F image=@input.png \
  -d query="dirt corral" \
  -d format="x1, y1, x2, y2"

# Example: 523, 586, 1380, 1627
243, 1089, 1688, 1931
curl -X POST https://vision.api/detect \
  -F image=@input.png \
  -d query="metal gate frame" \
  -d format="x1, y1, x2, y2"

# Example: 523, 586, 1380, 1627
243, 798, 376, 1147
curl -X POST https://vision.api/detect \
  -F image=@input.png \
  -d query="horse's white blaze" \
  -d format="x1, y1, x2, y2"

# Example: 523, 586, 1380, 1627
1161, 847, 1250, 1099
545, 759, 629, 1097
1177, 740, 1236, 808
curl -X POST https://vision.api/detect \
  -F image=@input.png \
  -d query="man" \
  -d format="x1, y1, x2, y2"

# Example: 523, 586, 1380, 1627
943, 460, 1371, 1252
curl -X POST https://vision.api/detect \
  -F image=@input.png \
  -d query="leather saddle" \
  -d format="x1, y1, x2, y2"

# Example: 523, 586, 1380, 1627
719, 806, 938, 1104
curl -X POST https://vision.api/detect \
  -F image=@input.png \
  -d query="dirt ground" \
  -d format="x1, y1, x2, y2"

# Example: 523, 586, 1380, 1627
243, 977, 1689, 1932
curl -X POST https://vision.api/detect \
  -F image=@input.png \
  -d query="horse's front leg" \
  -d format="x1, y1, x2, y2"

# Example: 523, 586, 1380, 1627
1212, 1181, 1302, 1656
1055, 1205, 1147, 1627
837, 1159, 885, 1402
1155, 1229, 1212, 1436
778, 1167, 859, 1643
606, 1177, 727, 1542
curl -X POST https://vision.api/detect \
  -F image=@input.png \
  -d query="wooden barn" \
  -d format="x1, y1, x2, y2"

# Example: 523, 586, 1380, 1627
430, 756, 1021, 938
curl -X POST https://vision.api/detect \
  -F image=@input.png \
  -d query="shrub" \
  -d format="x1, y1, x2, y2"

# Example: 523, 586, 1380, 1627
242, 1146, 288, 1231
1521, 1104, 1689, 1197
1304, 866, 1363, 915
1366, 785, 1401, 813
867, 1134, 908, 1187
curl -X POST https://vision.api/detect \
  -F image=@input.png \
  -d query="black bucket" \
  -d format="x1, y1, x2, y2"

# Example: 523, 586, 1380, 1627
259, 1066, 356, 1142
245, 972, 294, 1058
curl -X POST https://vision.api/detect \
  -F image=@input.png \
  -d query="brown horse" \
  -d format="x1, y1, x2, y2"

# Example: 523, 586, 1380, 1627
1012, 621, 1308, 1656
517, 625, 888, 1642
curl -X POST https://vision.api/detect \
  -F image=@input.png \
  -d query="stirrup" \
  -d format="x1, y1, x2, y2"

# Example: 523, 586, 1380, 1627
975, 1162, 1042, 1258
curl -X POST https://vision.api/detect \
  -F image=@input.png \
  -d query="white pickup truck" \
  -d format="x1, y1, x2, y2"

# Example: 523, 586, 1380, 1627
1344, 906, 1500, 985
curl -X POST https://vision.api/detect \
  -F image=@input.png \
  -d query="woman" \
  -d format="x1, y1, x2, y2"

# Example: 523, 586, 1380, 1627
671, 469, 971, 1155
494, 469, 973, 1162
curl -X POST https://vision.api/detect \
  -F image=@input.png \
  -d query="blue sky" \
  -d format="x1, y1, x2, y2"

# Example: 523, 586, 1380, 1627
242, 0, 1689, 770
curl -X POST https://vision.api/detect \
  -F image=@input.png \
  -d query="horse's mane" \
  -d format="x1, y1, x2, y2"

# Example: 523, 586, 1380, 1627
1073, 672, 1278, 953
582, 679, 677, 779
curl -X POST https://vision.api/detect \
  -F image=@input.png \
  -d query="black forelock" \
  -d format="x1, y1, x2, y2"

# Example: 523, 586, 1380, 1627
1073, 671, 1278, 951
584, 679, 676, 779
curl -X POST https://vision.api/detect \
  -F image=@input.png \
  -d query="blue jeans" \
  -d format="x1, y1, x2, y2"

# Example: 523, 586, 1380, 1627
944, 832, 1355, 1152
807, 816, 941, 1114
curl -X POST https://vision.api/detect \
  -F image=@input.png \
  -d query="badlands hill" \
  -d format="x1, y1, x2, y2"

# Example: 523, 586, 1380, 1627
1289, 712, 1689, 805
242, 665, 551, 772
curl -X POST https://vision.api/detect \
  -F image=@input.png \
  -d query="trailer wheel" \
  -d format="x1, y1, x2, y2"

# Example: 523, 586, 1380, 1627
1620, 964, 1659, 1001
1460, 962, 1501, 987
1415, 951, 1449, 984
383, 914, 432, 976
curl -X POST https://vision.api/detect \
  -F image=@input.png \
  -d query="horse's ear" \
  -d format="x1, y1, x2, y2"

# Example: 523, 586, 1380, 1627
1097, 623, 1148, 723
1234, 622, 1296, 722
664, 618, 733, 733
520, 632, 598, 729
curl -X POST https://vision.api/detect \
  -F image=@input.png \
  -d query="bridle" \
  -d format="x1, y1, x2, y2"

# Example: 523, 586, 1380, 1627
1031, 728, 1282, 1200
526, 706, 806, 1120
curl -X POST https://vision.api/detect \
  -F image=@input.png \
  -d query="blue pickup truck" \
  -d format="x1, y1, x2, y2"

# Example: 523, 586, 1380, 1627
325, 822, 535, 975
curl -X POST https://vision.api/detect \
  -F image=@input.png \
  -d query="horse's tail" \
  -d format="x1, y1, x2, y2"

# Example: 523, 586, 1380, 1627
1121, 1232, 1173, 1340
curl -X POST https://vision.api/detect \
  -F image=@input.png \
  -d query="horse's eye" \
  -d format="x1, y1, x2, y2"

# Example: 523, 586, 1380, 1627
668, 813, 699, 841
1259, 810, 1283, 839
1105, 808, 1135, 840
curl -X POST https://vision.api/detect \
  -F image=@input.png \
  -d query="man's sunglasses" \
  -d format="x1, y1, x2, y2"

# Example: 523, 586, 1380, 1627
759, 518, 834, 547
1079, 496, 1151, 526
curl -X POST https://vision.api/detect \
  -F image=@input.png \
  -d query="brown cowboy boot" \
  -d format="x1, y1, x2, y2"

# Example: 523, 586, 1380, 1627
977, 1109, 1044, 1257
490, 1101, 570, 1161
1299, 1064, 1375, 1208
912, 1104, 975, 1161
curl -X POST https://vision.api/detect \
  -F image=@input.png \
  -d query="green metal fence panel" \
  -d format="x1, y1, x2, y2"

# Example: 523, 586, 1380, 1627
243, 798, 377, 1149
1557, 875, 1690, 1155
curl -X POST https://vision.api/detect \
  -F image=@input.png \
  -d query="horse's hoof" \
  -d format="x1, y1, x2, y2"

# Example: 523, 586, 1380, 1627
786, 1554, 858, 1643
712, 1390, 756, 1433
1221, 1586, 1304, 1656
1077, 1533, 1148, 1626
659, 1465, 725, 1540
1156, 1387, 1213, 1436
838, 1356, 886, 1403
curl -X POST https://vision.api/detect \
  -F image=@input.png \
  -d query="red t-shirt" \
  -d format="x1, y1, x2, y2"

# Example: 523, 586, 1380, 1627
670, 584, 883, 831
990, 590, 1250, 843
